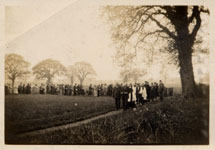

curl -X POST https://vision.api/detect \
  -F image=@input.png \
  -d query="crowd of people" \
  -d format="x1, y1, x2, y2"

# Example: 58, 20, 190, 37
113, 80, 167, 111
5, 80, 173, 110
5, 83, 114, 96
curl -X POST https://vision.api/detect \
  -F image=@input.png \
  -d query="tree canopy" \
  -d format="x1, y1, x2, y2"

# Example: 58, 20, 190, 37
104, 6, 209, 97
5, 53, 30, 92
73, 61, 96, 85
32, 59, 66, 84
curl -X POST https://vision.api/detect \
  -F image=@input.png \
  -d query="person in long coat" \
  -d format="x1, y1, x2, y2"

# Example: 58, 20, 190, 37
159, 80, 165, 101
150, 83, 155, 101
127, 84, 132, 108
18, 83, 22, 94
121, 84, 129, 110
145, 81, 151, 100
114, 84, 121, 110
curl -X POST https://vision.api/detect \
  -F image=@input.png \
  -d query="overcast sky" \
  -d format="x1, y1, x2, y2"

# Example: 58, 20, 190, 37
5, 1, 122, 81
5, 1, 209, 83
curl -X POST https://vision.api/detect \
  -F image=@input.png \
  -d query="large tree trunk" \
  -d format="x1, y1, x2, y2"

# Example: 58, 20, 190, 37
173, 6, 197, 98
178, 45, 196, 97
176, 30, 196, 98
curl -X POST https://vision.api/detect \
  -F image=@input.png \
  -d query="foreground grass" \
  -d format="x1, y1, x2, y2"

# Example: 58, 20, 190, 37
10, 96, 209, 144
5, 95, 115, 142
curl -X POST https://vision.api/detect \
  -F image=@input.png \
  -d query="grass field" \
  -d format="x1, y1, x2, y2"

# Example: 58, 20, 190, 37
6, 95, 209, 144
5, 94, 115, 143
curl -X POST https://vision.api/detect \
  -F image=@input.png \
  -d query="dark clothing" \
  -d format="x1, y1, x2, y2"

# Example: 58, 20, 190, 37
121, 86, 129, 110
74, 85, 77, 96
145, 84, 151, 100
159, 83, 165, 101
89, 85, 93, 96
150, 86, 155, 101
155, 85, 159, 98
136, 86, 141, 104
114, 86, 121, 110
18, 85, 22, 94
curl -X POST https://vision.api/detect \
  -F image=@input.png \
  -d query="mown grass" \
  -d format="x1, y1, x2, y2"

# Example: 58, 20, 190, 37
10, 96, 209, 144
5, 95, 115, 143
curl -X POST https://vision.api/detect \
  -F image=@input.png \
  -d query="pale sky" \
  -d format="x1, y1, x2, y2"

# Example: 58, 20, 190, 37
5, 1, 121, 81
5, 1, 209, 84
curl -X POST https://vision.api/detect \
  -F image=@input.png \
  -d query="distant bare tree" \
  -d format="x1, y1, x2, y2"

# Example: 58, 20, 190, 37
32, 59, 66, 84
120, 67, 146, 83
74, 61, 96, 85
67, 65, 77, 86
5, 53, 30, 93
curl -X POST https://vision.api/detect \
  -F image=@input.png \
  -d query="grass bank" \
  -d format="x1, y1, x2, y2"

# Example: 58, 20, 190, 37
10, 96, 209, 144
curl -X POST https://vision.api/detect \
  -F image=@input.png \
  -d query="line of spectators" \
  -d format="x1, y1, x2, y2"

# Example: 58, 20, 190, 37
4, 83, 115, 96
5, 81, 173, 106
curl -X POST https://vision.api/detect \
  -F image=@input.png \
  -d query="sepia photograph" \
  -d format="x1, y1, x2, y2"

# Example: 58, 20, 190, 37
3, 0, 211, 146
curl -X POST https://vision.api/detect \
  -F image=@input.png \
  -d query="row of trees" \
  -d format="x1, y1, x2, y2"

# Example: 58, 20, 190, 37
5, 53, 96, 92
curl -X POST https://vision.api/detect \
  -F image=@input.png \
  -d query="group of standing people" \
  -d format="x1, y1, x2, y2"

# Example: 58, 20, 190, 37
113, 80, 166, 111
5, 81, 171, 110
5, 83, 115, 96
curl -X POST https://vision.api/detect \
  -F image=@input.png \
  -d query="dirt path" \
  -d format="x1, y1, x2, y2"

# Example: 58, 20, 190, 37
18, 109, 123, 137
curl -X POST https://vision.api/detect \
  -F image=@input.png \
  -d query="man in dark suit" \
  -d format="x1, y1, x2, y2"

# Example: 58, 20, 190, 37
145, 81, 151, 101
74, 84, 77, 96
121, 84, 129, 111
136, 83, 141, 104
114, 84, 121, 110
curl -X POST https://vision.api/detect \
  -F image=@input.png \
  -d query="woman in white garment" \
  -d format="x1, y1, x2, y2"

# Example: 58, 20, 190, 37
132, 84, 137, 102
140, 84, 147, 104
132, 84, 137, 109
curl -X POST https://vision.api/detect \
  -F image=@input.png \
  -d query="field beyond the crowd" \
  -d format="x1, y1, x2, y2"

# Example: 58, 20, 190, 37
5, 94, 115, 143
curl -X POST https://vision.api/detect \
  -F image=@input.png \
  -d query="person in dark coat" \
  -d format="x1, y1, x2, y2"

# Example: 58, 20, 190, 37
46, 84, 50, 94
73, 84, 77, 96
114, 84, 121, 110
89, 84, 93, 96
18, 83, 22, 94
97, 84, 101, 97
121, 84, 129, 111
136, 84, 141, 104
154, 82, 159, 99
159, 80, 165, 101
127, 84, 133, 108
150, 83, 155, 101
145, 81, 151, 101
